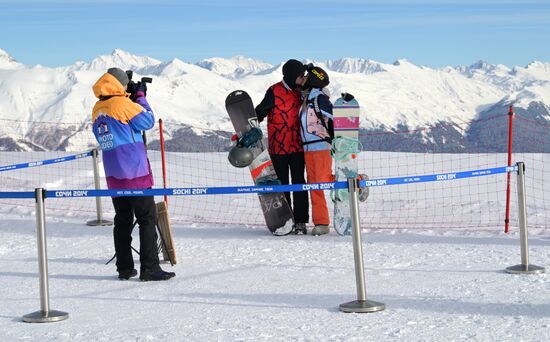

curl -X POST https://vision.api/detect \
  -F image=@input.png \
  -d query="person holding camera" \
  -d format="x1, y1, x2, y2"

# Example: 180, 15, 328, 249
91, 67, 175, 281
255, 59, 310, 234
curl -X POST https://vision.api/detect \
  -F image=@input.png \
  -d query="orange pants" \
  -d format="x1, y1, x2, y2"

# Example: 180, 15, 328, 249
304, 150, 332, 225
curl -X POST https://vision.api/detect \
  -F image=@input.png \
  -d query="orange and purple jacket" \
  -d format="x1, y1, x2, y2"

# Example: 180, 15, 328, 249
91, 73, 154, 190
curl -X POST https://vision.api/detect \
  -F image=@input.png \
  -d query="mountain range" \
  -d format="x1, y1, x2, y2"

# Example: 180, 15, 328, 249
0, 48, 549, 152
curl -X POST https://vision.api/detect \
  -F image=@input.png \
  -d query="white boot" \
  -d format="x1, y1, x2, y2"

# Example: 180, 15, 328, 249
312, 225, 329, 236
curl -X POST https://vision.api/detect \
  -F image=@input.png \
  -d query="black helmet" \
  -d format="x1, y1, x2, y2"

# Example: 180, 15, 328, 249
228, 146, 254, 168
304, 66, 329, 90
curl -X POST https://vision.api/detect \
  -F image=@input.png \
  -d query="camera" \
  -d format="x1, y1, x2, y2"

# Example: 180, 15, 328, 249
125, 70, 152, 101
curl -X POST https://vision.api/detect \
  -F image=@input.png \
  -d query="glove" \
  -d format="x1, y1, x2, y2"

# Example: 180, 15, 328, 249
341, 92, 355, 102
126, 81, 137, 98
134, 82, 147, 99
305, 63, 315, 72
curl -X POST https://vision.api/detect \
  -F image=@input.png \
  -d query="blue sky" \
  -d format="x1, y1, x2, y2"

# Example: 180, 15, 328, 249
1, 0, 549, 68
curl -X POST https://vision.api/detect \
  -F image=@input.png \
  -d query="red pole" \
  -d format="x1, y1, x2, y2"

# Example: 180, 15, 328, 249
159, 118, 168, 205
504, 106, 514, 233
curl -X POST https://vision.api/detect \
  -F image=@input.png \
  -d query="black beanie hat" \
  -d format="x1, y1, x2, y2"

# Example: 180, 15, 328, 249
304, 66, 329, 90
282, 59, 306, 89
107, 67, 129, 87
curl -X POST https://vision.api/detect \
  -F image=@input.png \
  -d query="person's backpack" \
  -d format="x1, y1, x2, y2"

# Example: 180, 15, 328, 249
308, 95, 334, 143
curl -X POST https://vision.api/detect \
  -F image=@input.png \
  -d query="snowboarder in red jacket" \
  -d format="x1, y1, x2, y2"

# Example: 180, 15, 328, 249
255, 59, 309, 234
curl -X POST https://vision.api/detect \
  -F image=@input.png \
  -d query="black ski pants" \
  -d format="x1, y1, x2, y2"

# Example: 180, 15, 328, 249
112, 195, 160, 273
271, 152, 309, 224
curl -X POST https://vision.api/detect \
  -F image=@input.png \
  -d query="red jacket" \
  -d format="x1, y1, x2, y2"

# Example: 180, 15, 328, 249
255, 81, 303, 155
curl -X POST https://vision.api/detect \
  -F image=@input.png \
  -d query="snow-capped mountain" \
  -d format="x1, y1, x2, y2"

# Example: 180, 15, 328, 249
196, 55, 273, 78
0, 48, 549, 152
324, 57, 387, 74
83, 48, 163, 72
0, 48, 23, 69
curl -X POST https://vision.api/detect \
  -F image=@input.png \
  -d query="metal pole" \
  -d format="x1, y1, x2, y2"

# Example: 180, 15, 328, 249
504, 106, 514, 233
23, 189, 69, 323
87, 148, 112, 226
350, 178, 366, 301
518, 162, 529, 267
37, 188, 50, 314
339, 178, 385, 313
505, 163, 545, 274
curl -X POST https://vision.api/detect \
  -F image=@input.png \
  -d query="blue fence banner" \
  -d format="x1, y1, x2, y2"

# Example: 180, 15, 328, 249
360, 165, 518, 188
0, 151, 93, 173
45, 181, 347, 198
0, 191, 35, 199
0, 165, 518, 200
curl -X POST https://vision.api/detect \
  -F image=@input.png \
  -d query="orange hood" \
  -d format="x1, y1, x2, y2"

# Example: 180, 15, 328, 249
93, 73, 128, 98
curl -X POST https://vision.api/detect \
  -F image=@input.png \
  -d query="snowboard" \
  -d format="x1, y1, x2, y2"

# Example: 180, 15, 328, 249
225, 90, 295, 236
332, 94, 361, 236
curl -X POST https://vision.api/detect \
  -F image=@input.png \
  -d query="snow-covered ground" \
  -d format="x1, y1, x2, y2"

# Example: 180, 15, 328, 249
1, 150, 549, 340
1, 216, 549, 341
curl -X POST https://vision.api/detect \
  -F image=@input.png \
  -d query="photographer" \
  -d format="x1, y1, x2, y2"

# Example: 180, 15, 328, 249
91, 67, 175, 281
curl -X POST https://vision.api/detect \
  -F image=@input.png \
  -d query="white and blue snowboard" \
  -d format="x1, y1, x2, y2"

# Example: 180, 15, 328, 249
332, 94, 364, 236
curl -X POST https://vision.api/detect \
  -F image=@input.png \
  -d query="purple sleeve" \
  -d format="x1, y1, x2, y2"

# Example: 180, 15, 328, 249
135, 95, 152, 112
129, 96, 154, 131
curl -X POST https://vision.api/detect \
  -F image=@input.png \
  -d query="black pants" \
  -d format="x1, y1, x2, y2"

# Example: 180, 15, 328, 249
112, 196, 160, 272
271, 153, 309, 223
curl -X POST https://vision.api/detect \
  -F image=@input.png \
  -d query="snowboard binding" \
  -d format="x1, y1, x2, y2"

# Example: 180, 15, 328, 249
330, 136, 362, 162
330, 173, 369, 202
358, 174, 369, 202
256, 177, 282, 186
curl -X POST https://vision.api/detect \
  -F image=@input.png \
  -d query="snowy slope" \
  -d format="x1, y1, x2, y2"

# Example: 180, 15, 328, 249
0, 154, 549, 340
1, 217, 549, 341
1, 145, 549, 341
